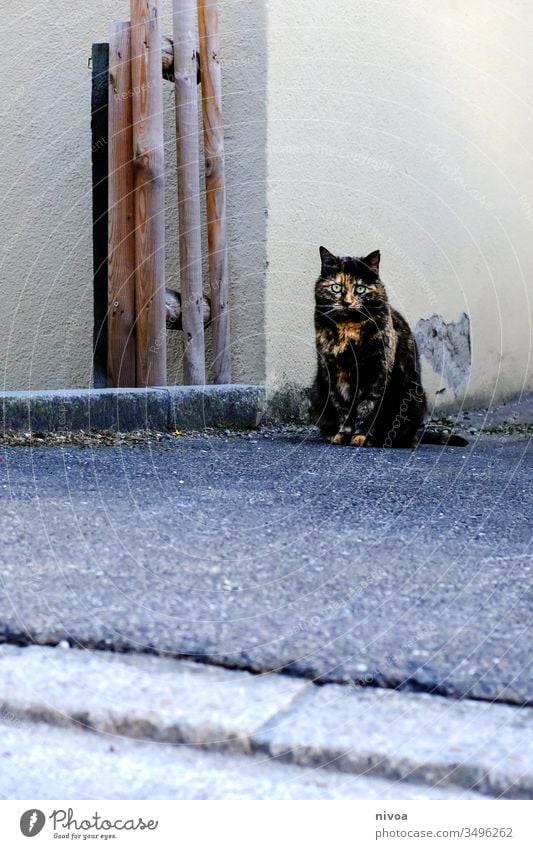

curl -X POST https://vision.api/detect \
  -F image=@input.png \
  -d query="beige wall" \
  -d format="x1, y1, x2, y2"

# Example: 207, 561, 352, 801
0, 0, 267, 390
265, 0, 533, 412
1, 1, 532, 411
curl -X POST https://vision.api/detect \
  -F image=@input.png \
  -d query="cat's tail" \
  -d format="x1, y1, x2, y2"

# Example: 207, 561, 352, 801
417, 428, 469, 447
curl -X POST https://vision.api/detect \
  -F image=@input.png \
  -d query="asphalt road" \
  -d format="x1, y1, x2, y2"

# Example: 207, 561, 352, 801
0, 431, 531, 704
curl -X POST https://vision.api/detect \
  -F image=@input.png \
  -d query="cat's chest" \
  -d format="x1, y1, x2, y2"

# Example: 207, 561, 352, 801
317, 322, 368, 357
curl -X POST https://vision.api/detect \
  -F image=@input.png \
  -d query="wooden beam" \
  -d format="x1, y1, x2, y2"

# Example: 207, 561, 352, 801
91, 43, 109, 389
130, 0, 167, 387
107, 21, 136, 387
166, 288, 210, 329
198, 0, 231, 384
173, 0, 205, 384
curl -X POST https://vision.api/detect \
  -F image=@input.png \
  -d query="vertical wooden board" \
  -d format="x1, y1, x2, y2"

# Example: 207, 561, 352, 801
173, 0, 206, 385
108, 21, 136, 388
130, 0, 167, 388
91, 43, 109, 389
198, 0, 231, 384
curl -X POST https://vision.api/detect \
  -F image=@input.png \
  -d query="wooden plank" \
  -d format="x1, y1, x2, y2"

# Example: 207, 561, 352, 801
198, 0, 231, 384
130, 0, 167, 387
107, 21, 136, 387
173, 0, 206, 385
91, 43, 109, 389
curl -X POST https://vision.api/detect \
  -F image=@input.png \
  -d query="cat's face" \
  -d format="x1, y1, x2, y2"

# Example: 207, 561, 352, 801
315, 247, 388, 321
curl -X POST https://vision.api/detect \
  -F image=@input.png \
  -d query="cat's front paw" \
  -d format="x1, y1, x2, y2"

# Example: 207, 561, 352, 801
350, 433, 369, 447
330, 431, 351, 445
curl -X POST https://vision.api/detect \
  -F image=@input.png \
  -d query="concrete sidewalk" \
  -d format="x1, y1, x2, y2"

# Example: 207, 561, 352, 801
1, 645, 530, 799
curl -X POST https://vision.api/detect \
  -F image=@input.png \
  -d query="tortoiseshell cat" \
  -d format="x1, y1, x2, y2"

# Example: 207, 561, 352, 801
311, 247, 467, 447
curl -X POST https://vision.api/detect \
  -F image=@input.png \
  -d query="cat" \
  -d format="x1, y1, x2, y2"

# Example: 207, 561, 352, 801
310, 246, 467, 447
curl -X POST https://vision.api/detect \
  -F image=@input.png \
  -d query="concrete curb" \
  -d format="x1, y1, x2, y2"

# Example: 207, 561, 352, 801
1, 384, 265, 433
0, 646, 531, 799
0, 719, 481, 800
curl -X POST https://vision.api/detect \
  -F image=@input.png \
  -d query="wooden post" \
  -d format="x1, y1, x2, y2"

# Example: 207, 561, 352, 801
91, 43, 109, 389
198, 0, 230, 384
130, 0, 167, 387
107, 22, 136, 387
173, 0, 206, 385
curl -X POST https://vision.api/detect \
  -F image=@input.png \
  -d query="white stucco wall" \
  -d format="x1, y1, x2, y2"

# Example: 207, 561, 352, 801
265, 0, 533, 412
1, 1, 532, 409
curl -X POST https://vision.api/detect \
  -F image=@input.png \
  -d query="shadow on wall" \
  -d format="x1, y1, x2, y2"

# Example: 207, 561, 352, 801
166, 0, 268, 387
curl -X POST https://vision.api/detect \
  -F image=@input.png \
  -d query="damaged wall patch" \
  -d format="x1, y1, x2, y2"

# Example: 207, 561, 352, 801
414, 312, 471, 392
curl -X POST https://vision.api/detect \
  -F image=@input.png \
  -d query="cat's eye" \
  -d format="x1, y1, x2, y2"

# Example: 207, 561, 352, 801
356, 285, 368, 295
330, 283, 343, 295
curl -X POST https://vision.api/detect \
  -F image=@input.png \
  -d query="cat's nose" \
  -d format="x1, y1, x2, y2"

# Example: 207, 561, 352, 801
346, 300, 358, 310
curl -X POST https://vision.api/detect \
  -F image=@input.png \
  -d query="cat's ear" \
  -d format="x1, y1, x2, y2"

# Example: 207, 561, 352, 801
319, 246, 339, 274
362, 250, 380, 274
